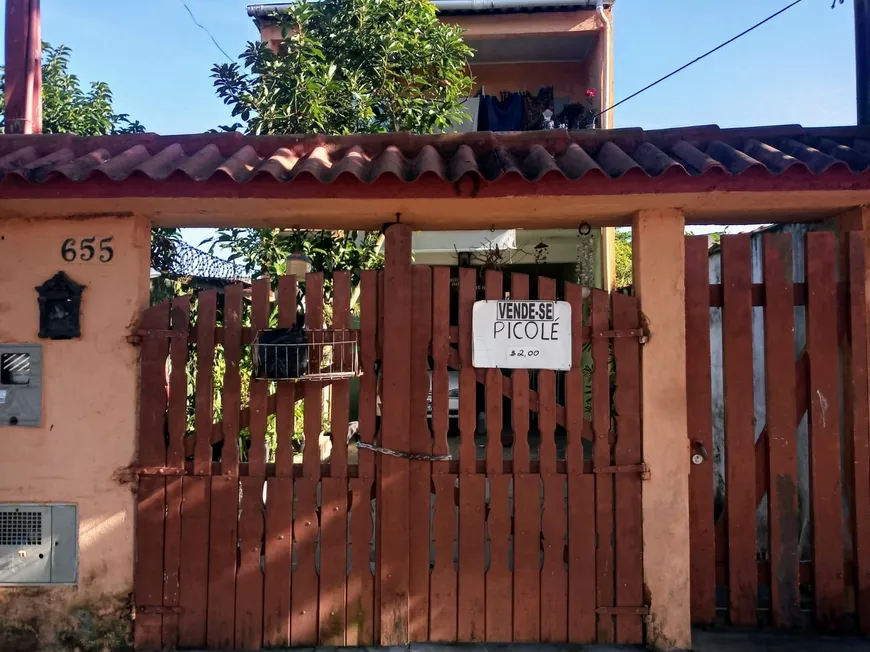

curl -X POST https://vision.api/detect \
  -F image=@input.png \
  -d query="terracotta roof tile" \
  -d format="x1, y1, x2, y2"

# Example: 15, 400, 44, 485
2, 125, 870, 187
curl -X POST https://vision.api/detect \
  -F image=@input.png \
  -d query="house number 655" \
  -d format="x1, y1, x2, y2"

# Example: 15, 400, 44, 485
61, 237, 114, 263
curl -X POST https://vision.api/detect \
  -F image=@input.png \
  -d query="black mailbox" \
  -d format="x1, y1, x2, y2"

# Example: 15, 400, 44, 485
35, 272, 85, 340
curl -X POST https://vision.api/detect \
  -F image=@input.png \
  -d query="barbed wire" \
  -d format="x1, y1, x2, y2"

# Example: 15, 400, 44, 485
151, 234, 249, 282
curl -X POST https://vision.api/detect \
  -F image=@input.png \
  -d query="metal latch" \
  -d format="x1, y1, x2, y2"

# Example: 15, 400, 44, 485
692, 440, 708, 466
594, 463, 650, 480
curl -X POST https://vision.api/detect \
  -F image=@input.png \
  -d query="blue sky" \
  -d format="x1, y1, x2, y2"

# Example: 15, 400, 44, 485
7, 0, 856, 132
1, 0, 859, 240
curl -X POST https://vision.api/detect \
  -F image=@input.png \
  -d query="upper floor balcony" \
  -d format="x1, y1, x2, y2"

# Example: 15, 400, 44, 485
247, 0, 614, 133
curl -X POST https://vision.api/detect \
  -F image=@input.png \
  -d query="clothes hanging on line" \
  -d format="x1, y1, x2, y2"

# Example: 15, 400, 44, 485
478, 92, 524, 131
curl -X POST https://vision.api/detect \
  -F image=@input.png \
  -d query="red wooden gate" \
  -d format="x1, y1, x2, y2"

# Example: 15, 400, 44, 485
687, 231, 870, 633
132, 225, 646, 650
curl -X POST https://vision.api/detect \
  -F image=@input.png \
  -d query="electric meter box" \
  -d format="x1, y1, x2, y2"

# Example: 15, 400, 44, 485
0, 504, 77, 584
0, 344, 42, 427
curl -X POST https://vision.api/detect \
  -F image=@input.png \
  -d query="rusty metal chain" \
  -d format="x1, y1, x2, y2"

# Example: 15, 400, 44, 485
356, 441, 452, 462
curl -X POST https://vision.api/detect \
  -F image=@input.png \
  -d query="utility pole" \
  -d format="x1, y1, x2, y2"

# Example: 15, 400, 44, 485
4, 0, 42, 133
857, 0, 870, 125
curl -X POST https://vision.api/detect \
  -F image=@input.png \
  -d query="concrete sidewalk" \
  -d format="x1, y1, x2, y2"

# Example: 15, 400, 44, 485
692, 630, 870, 651
208, 636, 869, 652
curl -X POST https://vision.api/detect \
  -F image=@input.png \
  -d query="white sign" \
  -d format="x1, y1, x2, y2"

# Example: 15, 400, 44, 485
0, 390, 6, 405
472, 300, 572, 370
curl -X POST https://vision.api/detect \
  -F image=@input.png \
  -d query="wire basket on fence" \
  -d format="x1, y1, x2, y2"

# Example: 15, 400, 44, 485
252, 327, 360, 381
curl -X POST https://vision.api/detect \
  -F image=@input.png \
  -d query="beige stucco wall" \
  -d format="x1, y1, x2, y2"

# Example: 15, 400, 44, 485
0, 214, 150, 649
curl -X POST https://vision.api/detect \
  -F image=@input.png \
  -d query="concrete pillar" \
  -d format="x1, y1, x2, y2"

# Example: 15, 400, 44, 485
0, 214, 151, 648
632, 208, 691, 650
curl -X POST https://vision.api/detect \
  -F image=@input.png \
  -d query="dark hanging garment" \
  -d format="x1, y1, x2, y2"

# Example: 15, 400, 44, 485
479, 93, 524, 131
523, 86, 555, 130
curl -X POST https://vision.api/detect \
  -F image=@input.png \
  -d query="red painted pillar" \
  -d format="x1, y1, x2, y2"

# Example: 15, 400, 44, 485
377, 223, 413, 644
4, 0, 41, 134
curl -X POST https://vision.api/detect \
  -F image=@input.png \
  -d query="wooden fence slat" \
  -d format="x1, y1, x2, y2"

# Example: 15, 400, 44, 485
347, 477, 375, 645
762, 234, 801, 629
849, 231, 870, 634
564, 282, 585, 474
611, 291, 643, 644
513, 474, 541, 642
484, 270, 511, 643
458, 267, 485, 641
136, 476, 167, 649
207, 475, 238, 649
458, 267, 478, 473
565, 281, 594, 643
168, 296, 191, 469
358, 270, 378, 479
721, 234, 757, 626
511, 274, 531, 474
806, 232, 846, 629
303, 272, 324, 480
163, 296, 190, 649
485, 271, 505, 473
236, 476, 265, 649
276, 274, 297, 476
510, 273, 537, 643
409, 266, 433, 641
263, 477, 293, 647
292, 477, 319, 645
162, 475, 183, 649
319, 477, 348, 645
685, 236, 716, 625
135, 302, 170, 650
591, 289, 614, 643
319, 271, 352, 646
195, 291, 217, 476
178, 476, 211, 648
431, 472, 458, 642
430, 267, 457, 643
538, 278, 558, 474
378, 226, 413, 643
538, 277, 566, 643
331, 271, 351, 475
486, 474, 512, 642
568, 474, 595, 643
300, 272, 323, 647
541, 474, 568, 642
249, 278, 271, 476
222, 284, 243, 476
459, 473, 486, 642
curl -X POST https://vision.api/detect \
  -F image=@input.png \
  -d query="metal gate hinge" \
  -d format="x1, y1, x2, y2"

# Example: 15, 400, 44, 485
596, 606, 651, 618
594, 463, 650, 480
135, 605, 184, 616
591, 329, 649, 344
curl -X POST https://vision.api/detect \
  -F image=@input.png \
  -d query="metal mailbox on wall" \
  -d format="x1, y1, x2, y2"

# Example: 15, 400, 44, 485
0, 344, 42, 427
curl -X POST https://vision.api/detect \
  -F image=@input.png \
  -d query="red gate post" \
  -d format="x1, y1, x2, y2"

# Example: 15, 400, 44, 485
378, 223, 413, 644
632, 209, 691, 650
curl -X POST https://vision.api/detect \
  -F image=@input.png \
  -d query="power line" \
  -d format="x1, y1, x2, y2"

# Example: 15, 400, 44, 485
599, 0, 806, 119
179, 0, 234, 63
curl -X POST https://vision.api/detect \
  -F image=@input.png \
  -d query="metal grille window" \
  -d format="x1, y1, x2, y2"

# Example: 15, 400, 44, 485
0, 510, 42, 546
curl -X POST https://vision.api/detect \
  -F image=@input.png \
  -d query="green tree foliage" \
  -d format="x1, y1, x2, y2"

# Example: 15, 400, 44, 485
208, 228, 383, 300
614, 230, 633, 289
211, 0, 473, 135
0, 43, 144, 135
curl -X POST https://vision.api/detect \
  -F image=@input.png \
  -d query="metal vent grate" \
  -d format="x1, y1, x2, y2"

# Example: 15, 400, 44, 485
0, 510, 42, 546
